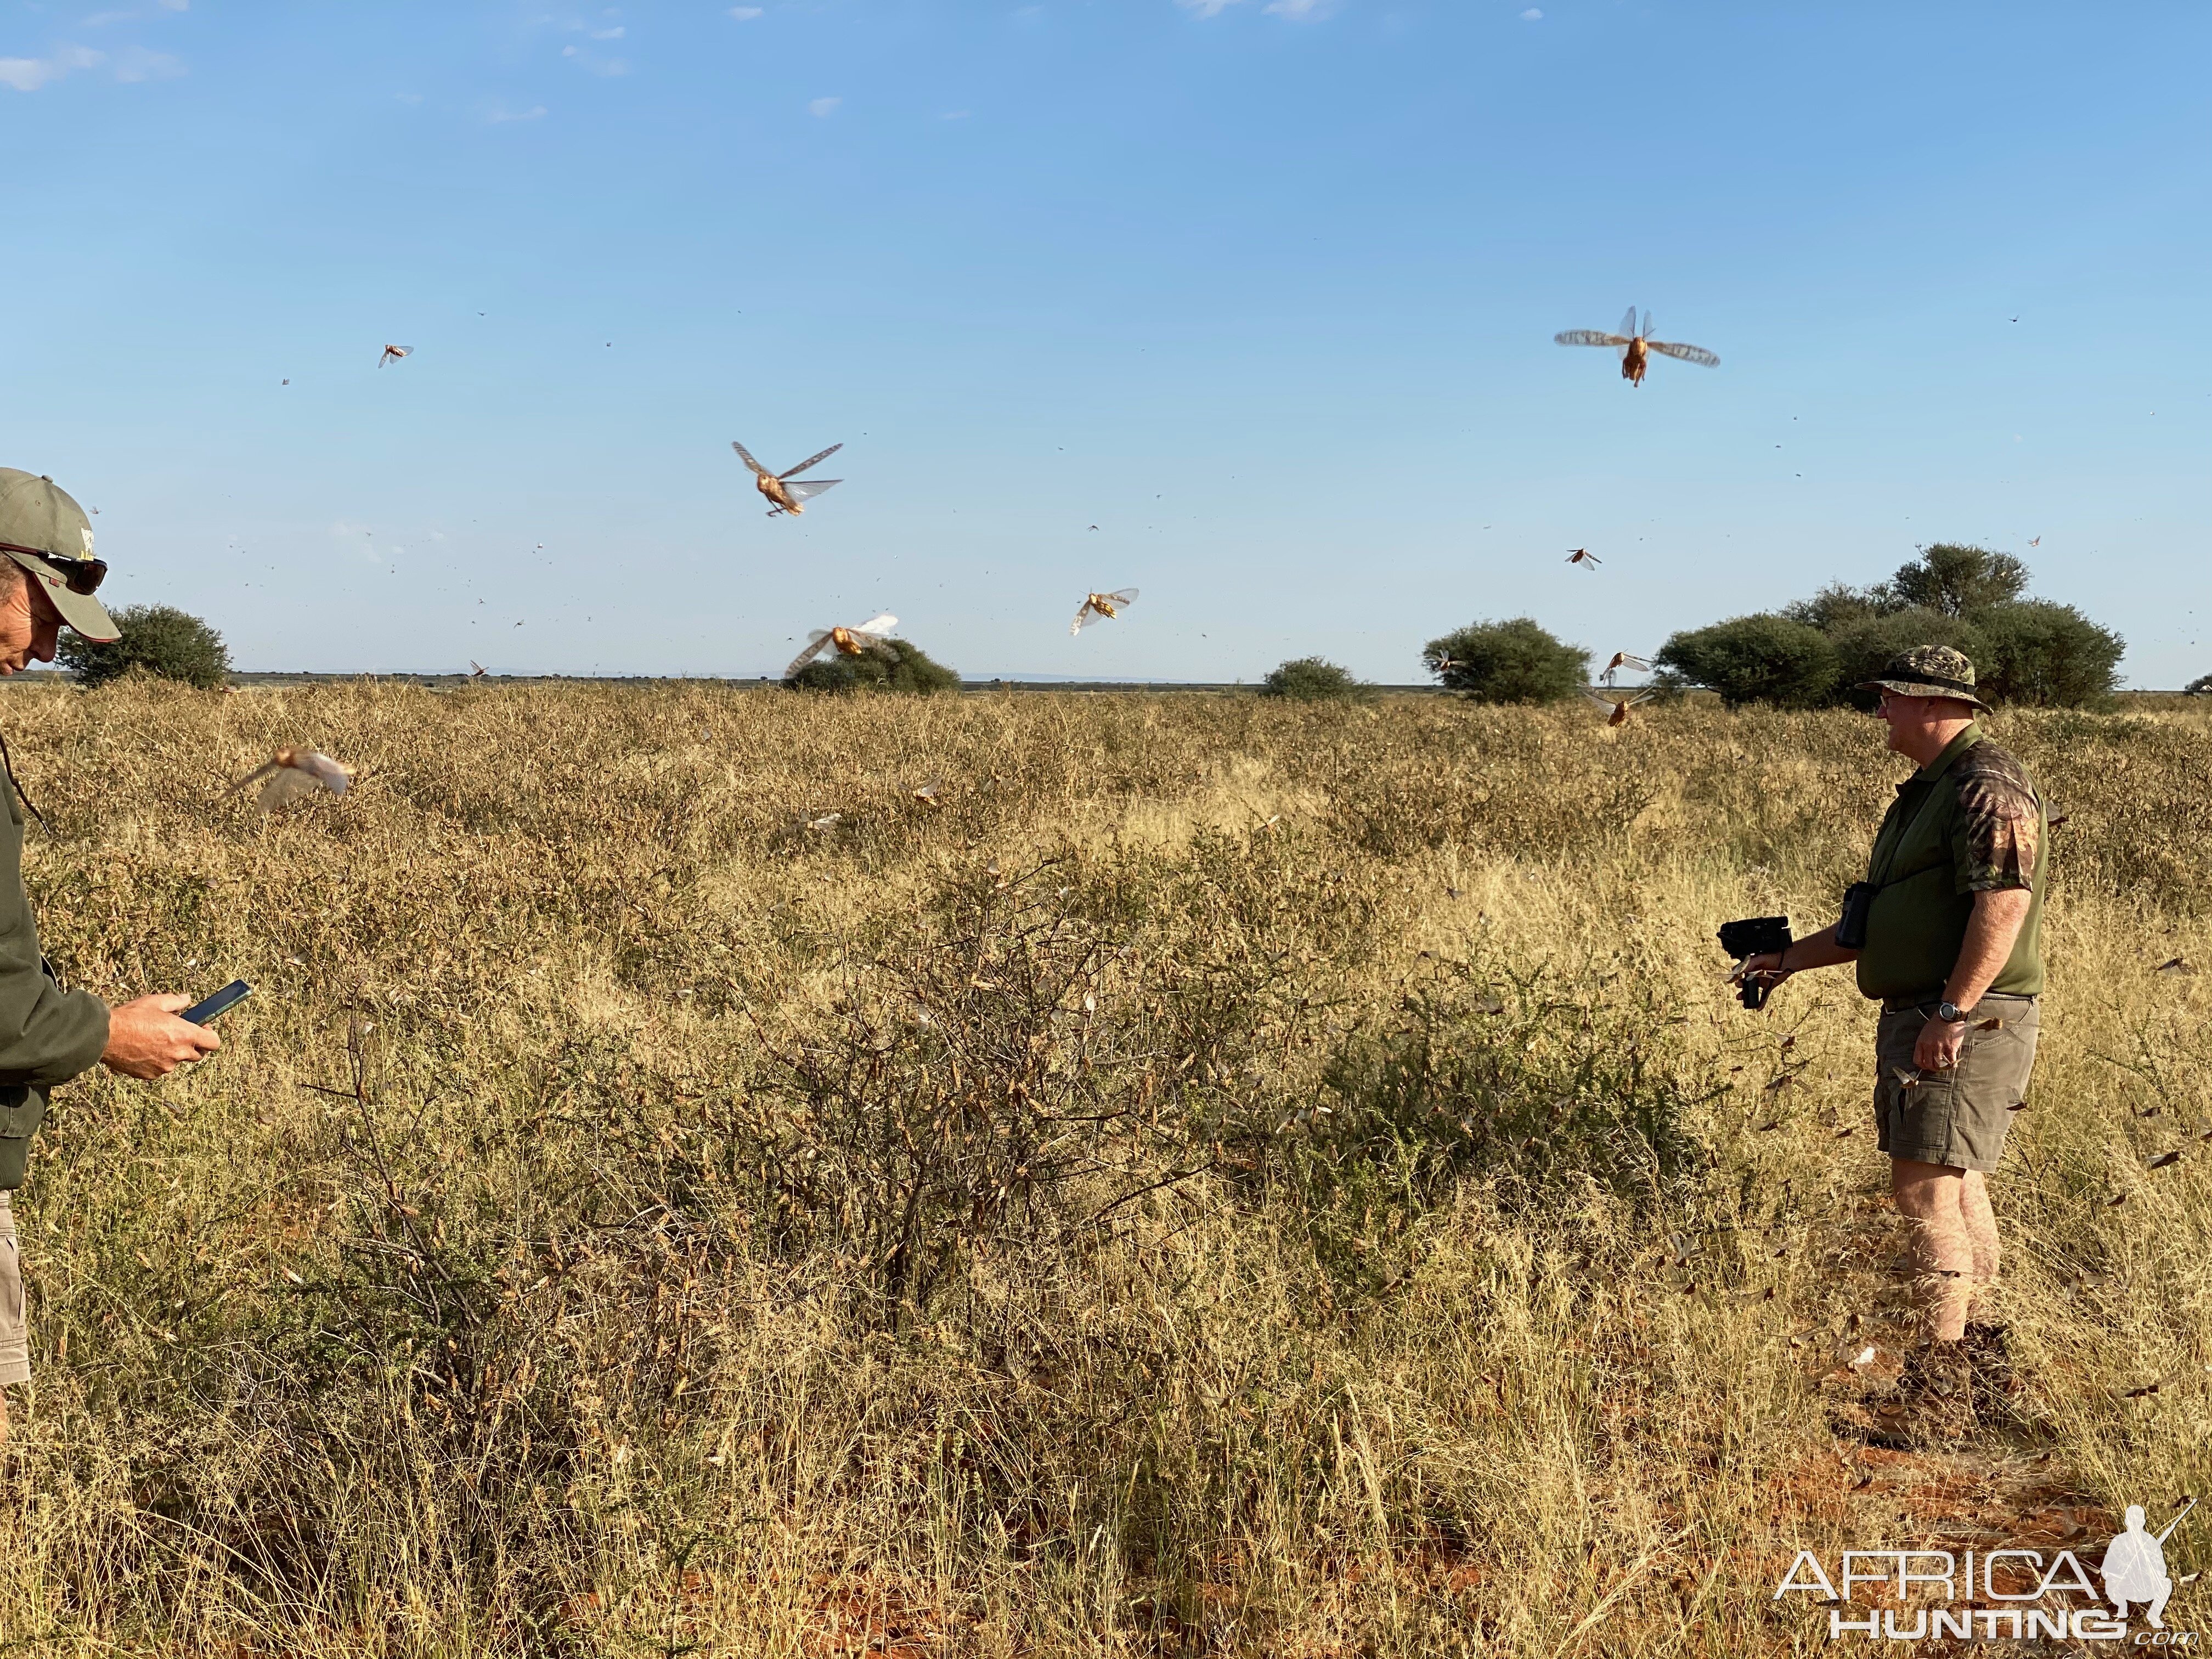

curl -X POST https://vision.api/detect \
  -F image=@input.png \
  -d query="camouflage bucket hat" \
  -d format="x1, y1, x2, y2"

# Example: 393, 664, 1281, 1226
1855, 645, 1990, 712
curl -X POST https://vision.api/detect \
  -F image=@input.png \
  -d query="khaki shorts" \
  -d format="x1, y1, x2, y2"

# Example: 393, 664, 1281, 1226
1874, 994, 2039, 1173
0, 1192, 26, 1386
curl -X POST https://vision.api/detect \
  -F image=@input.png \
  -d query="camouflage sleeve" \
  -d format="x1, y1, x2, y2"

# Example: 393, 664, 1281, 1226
1949, 744, 2041, 893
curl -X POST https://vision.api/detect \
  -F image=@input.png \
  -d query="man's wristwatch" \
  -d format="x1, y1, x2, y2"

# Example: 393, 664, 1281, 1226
1936, 1001, 1968, 1024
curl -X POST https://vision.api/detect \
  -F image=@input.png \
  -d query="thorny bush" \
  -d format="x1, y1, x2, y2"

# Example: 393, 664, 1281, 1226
737, 831, 1386, 1321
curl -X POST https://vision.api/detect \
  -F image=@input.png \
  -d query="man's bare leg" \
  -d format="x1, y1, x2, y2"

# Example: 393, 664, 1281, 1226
1959, 1168, 2001, 1325
1891, 1159, 1976, 1343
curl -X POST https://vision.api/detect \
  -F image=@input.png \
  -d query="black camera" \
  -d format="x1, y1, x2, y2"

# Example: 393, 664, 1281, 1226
1717, 916, 1793, 1011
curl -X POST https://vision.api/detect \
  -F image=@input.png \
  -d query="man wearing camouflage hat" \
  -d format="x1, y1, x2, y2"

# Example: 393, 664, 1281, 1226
1740, 646, 2046, 1447
0, 470, 221, 1443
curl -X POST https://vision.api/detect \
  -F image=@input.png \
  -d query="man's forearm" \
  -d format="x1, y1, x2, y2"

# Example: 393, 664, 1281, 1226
1781, 923, 1858, 974
1944, 888, 2032, 1010
0, 978, 110, 1088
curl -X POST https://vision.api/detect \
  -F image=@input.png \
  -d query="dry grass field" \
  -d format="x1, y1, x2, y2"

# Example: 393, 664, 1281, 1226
0, 677, 2207, 1655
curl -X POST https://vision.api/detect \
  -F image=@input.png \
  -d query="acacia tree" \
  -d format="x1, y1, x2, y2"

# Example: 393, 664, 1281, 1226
1881, 544, 2029, 617
57, 604, 231, 690
1259, 657, 1365, 701
1781, 582, 1887, 633
1423, 618, 1587, 704
788, 638, 961, 696
1972, 601, 2124, 707
1825, 610, 1988, 709
1654, 615, 1838, 709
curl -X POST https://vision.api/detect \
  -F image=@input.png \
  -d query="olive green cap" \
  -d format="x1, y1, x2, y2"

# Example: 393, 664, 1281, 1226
1854, 644, 1989, 711
0, 470, 119, 642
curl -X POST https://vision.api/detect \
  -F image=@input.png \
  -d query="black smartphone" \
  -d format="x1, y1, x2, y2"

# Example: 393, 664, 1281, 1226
182, 980, 252, 1025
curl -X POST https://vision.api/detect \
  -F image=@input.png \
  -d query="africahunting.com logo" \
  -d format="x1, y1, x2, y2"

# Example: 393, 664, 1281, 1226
1774, 1499, 2197, 1643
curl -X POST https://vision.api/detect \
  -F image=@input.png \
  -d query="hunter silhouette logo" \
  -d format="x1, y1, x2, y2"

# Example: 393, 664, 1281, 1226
2104, 1499, 2195, 1629
1774, 1498, 2199, 1642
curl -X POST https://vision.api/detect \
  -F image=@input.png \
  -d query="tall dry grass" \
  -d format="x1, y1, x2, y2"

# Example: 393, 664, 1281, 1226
0, 678, 2203, 1654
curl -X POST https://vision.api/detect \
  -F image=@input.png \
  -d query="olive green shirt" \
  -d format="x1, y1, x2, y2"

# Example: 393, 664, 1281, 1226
1853, 724, 2047, 1002
0, 743, 110, 1188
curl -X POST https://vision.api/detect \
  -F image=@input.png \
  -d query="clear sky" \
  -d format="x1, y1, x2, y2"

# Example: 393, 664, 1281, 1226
1, 1, 2204, 684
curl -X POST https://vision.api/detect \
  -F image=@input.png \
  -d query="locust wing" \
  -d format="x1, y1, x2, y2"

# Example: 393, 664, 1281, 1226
730, 441, 770, 478
1071, 596, 1101, 635
229, 760, 281, 797
1104, 586, 1138, 607
778, 443, 844, 479
853, 613, 897, 636
784, 630, 834, 679
258, 769, 324, 811
1582, 687, 1623, 713
293, 751, 354, 795
378, 345, 413, 368
1621, 306, 1641, 339
782, 478, 842, 503
238, 748, 352, 811
1555, 330, 1630, 348
1648, 340, 1720, 368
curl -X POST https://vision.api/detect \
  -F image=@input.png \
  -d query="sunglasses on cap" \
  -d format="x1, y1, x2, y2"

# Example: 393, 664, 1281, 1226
0, 544, 108, 595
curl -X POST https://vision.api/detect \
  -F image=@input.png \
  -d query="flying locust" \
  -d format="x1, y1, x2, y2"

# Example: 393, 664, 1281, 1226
784, 613, 898, 680
732, 441, 844, 517
1070, 588, 1139, 636
232, 748, 354, 811
1555, 307, 1719, 387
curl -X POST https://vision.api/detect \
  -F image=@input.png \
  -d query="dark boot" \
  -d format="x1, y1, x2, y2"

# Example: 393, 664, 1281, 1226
1867, 1340, 1977, 1450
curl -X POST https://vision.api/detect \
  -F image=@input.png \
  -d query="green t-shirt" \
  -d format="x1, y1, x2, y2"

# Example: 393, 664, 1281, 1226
1853, 724, 2047, 1002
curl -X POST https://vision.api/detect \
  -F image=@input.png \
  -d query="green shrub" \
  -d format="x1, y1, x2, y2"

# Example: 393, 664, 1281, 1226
1825, 608, 1988, 710
1972, 600, 2124, 708
58, 603, 231, 691
1654, 614, 1838, 709
2187, 673, 2212, 697
788, 638, 961, 696
1259, 657, 1364, 701
1283, 960, 1714, 1294
1423, 618, 1587, 705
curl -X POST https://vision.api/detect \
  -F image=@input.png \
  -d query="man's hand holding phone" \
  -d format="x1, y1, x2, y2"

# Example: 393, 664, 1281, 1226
101, 994, 223, 1080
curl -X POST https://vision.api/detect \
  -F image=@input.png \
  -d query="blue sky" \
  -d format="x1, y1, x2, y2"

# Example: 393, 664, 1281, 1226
1, 1, 2204, 683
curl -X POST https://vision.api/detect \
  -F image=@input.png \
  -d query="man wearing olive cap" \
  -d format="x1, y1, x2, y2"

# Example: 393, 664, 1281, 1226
0, 469, 220, 1442
1739, 646, 2045, 1447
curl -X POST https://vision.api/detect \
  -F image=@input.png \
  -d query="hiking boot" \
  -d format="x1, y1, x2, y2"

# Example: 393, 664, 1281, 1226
1866, 1340, 1977, 1450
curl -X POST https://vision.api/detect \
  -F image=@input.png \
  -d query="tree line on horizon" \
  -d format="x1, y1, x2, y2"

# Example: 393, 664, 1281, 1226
43, 544, 2172, 707
1417, 543, 2137, 710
